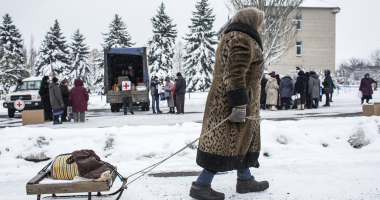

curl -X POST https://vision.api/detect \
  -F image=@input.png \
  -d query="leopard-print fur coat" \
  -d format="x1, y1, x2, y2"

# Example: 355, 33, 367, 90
196, 22, 264, 172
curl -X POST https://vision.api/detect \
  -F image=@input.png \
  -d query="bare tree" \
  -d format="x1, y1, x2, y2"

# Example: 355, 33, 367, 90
225, 0, 303, 67
87, 48, 102, 82
29, 35, 37, 76
369, 48, 380, 67
173, 40, 184, 75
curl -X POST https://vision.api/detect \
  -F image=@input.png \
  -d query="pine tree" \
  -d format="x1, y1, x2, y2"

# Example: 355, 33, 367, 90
68, 29, 92, 87
0, 13, 24, 64
34, 20, 70, 77
148, 3, 177, 82
102, 14, 135, 48
0, 14, 29, 90
95, 14, 136, 87
183, 0, 218, 91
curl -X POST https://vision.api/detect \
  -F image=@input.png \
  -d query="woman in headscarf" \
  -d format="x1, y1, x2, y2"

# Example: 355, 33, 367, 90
189, 7, 269, 200
266, 74, 279, 111
359, 73, 377, 104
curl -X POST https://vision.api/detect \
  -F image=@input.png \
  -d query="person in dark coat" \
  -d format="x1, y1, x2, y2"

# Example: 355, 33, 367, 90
279, 73, 293, 110
59, 79, 70, 122
175, 72, 186, 114
150, 76, 162, 114
39, 76, 53, 122
275, 74, 281, 109
49, 77, 64, 125
190, 7, 268, 200
322, 70, 333, 107
172, 79, 178, 112
294, 70, 308, 110
359, 73, 377, 104
260, 75, 268, 110
305, 72, 312, 109
309, 71, 320, 108
68, 79, 89, 123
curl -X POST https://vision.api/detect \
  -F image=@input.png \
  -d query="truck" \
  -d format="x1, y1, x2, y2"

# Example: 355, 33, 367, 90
104, 47, 150, 112
3, 77, 45, 118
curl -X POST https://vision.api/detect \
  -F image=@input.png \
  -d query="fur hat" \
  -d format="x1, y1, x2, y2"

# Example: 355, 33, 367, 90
285, 73, 292, 77
310, 71, 316, 76
52, 77, 58, 83
231, 7, 265, 30
298, 70, 305, 76
176, 72, 182, 77
153, 76, 158, 79
42, 76, 49, 82
61, 79, 67, 84
165, 76, 171, 82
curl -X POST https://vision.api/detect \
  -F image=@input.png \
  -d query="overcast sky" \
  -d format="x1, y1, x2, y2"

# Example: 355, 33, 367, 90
1, 0, 380, 68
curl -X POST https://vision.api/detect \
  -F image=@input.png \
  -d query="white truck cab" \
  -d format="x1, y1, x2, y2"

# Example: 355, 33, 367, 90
3, 77, 44, 118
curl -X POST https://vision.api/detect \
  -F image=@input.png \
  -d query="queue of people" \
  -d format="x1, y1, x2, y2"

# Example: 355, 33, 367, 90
39, 76, 89, 125
260, 70, 336, 111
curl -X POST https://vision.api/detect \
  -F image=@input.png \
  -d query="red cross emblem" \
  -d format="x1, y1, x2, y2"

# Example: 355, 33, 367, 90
17, 102, 23, 108
123, 82, 130, 89
122, 81, 131, 91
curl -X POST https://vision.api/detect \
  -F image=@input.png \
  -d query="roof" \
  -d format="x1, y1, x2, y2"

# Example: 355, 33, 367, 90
23, 77, 43, 81
301, 0, 340, 9
106, 47, 146, 56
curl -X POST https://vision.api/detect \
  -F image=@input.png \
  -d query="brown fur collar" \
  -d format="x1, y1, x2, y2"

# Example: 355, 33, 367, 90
224, 22, 263, 51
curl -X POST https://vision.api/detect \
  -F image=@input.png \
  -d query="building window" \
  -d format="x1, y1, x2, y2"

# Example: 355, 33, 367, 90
296, 42, 302, 56
296, 16, 302, 30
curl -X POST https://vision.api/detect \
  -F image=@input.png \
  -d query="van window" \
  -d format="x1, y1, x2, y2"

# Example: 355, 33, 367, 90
19, 81, 42, 91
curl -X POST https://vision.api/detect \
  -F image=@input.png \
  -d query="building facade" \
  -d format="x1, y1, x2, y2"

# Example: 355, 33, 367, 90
216, 3, 340, 75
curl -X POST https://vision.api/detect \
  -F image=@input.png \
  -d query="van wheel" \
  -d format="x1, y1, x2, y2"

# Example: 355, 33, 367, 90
8, 108, 15, 118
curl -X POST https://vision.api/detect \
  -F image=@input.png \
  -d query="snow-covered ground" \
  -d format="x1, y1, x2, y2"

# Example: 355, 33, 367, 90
1, 88, 380, 199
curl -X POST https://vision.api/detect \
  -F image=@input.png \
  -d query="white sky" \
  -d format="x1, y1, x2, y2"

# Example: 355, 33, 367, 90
1, 0, 380, 68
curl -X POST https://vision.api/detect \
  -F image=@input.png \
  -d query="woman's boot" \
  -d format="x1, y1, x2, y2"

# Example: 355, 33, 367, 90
301, 104, 305, 110
236, 176, 269, 193
297, 104, 302, 110
189, 182, 225, 200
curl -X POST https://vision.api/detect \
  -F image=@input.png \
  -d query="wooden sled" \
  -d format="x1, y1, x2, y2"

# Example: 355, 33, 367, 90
26, 167, 127, 200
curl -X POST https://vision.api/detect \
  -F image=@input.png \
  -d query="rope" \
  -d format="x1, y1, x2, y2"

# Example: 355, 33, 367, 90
125, 115, 261, 186
38, 153, 71, 174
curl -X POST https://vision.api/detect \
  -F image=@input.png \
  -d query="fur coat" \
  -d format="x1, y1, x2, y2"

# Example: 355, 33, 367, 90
265, 78, 279, 105
196, 22, 264, 172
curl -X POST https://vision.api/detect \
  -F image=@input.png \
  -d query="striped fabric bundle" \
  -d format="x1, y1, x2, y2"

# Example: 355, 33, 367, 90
51, 154, 80, 180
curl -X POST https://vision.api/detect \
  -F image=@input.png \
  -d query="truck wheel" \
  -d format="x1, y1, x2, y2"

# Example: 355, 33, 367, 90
8, 109, 15, 118
141, 107, 146, 111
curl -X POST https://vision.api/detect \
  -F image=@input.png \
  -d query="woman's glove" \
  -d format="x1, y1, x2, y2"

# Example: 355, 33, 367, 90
229, 106, 246, 122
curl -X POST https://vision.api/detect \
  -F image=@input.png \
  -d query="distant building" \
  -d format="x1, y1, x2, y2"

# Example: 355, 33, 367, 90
216, 1, 340, 75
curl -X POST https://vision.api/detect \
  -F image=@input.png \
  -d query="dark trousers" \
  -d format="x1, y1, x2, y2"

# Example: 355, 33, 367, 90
281, 97, 290, 110
173, 94, 177, 110
61, 106, 68, 121
176, 93, 185, 114
312, 98, 319, 108
325, 93, 330, 106
43, 105, 53, 121
306, 94, 312, 108
123, 97, 133, 114
361, 98, 370, 104
330, 93, 333, 101
152, 94, 160, 112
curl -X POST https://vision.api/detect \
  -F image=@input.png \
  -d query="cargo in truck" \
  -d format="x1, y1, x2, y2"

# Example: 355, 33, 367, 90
104, 47, 150, 112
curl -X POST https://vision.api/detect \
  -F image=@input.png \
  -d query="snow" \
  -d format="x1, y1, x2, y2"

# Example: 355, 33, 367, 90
0, 88, 380, 199
301, 0, 340, 8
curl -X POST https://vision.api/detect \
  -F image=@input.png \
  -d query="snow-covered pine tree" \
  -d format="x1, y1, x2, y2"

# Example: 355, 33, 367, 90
68, 29, 92, 87
34, 20, 70, 77
183, 0, 218, 91
0, 14, 29, 91
148, 3, 177, 82
94, 14, 136, 87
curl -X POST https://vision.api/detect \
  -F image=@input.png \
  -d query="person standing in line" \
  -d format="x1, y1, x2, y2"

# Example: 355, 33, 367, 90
309, 71, 320, 108
322, 70, 333, 107
39, 76, 54, 122
150, 76, 162, 114
189, 7, 268, 200
172, 79, 178, 113
164, 77, 175, 114
292, 73, 298, 109
175, 72, 186, 115
119, 76, 134, 115
275, 74, 281, 109
260, 75, 268, 110
359, 73, 377, 104
59, 79, 70, 122
49, 77, 64, 125
266, 74, 279, 111
305, 72, 312, 109
279, 73, 293, 110
330, 81, 336, 102
68, 78, 89, 123
294, 71, 307, 110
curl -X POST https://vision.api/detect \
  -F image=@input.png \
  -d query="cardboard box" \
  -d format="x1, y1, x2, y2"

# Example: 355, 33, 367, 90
374, 102, 380, 116
22, 110, 44, 125
118, 76, 128, 84
363, 104, 374, 116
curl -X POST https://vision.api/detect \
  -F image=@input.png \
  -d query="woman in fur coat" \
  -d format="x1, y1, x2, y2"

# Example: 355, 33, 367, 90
189, 7, 269, 200
265, 74, 279, 111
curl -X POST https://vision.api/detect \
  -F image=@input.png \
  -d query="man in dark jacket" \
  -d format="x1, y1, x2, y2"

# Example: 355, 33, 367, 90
260, 75, 268, 110
150, 76, 162, 114
322, 70, 333, 106
59, 79, 70, 122
175, 72, 186, 114
279, 73, 293, 110
118, 76, 134, 115
295, 71, 308, 110
49, 77, 64, 125
39, 76, 53, 122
